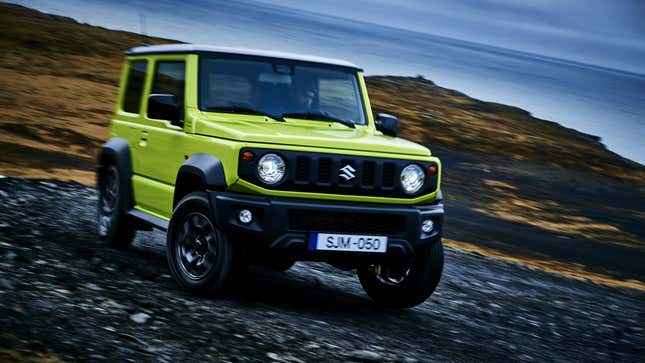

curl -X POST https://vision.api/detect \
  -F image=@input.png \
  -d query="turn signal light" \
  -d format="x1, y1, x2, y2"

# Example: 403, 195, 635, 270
428, 164, 438, 176
242, 151, 255, 162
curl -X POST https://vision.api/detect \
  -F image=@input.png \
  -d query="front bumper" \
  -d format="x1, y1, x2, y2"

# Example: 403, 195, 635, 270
209, 191, 444, 262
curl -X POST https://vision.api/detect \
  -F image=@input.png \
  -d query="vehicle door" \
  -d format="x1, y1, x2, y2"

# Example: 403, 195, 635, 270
113, 58, 149, 176
132, 56, 189, 217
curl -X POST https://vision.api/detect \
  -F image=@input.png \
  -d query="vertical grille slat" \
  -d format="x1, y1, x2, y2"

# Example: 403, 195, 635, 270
295, 156, 310, 182
362, 161, 375, 186
318, 157, 332, 184
382, 162, 396, 188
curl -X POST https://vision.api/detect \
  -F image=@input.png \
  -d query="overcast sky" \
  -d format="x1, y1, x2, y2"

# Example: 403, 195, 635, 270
11, 0, 645, 73
256, 0, 645, 74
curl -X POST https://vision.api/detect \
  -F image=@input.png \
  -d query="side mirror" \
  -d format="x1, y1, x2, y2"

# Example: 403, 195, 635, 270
148, 94, 182, 126
375, 113, 398, 137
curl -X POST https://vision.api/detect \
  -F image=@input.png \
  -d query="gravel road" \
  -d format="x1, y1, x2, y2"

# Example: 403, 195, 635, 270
0, 178, 643, 362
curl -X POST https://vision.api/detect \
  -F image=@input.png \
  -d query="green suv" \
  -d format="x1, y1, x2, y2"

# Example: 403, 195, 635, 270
97, 44, 444, 308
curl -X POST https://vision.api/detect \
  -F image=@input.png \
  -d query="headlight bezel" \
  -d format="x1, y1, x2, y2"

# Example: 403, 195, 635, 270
400, 163, 426, 195
256, 153, 286, 185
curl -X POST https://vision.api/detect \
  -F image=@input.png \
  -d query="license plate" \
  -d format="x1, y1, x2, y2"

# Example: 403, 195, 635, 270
309, 233, 388, 253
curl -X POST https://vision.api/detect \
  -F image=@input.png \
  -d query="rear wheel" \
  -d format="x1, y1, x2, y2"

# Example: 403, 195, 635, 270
357, 240, 444, 308
97, 164, 136, 248
166, 192, 236, 295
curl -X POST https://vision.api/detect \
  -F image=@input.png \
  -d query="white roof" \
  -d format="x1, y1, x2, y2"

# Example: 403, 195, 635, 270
126, 44, 361, 70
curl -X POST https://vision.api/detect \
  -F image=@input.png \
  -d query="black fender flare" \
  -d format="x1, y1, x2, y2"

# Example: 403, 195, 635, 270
97, 138, 134, 210
174, 153, 227, 207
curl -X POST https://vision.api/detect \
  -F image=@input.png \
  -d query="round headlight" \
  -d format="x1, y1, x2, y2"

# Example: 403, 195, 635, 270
257, 153, 286, 185
400, 164, 425, 194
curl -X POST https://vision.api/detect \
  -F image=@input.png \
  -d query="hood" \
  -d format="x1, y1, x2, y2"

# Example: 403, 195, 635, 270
194, 113, 430, 157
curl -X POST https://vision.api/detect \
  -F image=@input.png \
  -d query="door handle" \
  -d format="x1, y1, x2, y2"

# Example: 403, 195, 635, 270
138, 131, 148, 147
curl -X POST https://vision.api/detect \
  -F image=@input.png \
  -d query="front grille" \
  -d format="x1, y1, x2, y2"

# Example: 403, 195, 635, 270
288, 209, 406, 235
238, 148, 438, 198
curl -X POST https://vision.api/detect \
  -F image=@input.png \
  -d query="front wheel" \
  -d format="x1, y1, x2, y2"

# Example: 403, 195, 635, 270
357, 240, 444, 308
166, 192, 236, 295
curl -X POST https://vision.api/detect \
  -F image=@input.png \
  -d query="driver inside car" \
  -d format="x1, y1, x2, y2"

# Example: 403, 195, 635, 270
291, 79, 318, 113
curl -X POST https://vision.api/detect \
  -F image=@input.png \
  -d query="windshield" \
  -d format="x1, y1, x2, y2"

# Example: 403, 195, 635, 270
199, 57, 366, 125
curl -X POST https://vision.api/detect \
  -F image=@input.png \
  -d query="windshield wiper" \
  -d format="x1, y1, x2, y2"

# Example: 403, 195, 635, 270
204, 106, 284, 121
281, 112, 355, 128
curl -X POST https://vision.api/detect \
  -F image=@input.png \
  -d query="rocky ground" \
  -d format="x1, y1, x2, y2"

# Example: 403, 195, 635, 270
1, 177, 643, 362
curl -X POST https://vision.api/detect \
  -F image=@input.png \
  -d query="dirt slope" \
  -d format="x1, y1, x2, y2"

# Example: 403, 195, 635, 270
0, 178, 643, 362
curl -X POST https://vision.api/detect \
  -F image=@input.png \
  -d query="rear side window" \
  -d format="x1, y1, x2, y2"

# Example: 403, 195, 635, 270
123, 60, 148, 113
150, 61, 185, 108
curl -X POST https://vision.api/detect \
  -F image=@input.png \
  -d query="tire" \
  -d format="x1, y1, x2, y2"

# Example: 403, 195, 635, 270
97, 164, 136, 248
357, 240, 444, 308
166, 192, 235, 295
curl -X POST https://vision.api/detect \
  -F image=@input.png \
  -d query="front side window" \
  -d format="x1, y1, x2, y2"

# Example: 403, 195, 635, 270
199, 57, 366, 125
149, 61, 186, 118
123, 60, 147, 113
147, 61, 186, 120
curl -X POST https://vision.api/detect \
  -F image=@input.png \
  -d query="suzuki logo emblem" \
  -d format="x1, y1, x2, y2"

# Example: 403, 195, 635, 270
339, 164, 356, 181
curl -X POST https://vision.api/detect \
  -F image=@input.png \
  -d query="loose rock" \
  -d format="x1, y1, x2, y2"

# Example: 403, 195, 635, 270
349, 350, 382, 362
0, 278, 14, 290
84, 283, 103, 291
130, 312, 151, 324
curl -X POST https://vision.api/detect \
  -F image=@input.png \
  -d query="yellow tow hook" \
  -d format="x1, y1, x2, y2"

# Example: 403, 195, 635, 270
374, 264, 382, 276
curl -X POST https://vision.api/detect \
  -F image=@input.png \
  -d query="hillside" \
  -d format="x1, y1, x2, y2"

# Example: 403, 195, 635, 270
0, 3, 643, 184
368, 76, 643, 181
0, 4, 176, 184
